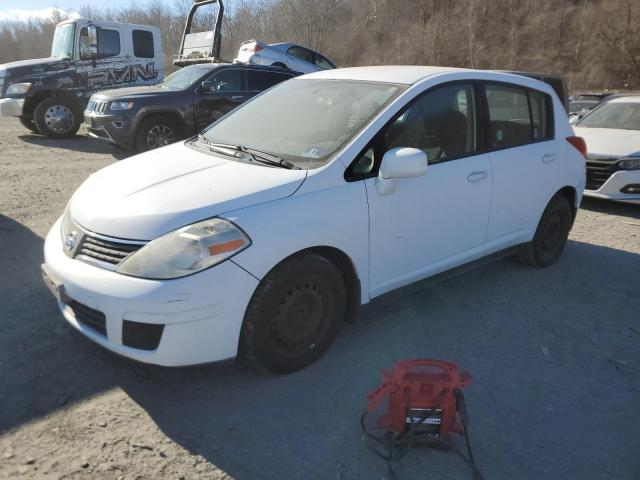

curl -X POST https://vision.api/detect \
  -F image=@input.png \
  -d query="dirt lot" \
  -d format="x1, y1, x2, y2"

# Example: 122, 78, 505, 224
0, 116, 639, 479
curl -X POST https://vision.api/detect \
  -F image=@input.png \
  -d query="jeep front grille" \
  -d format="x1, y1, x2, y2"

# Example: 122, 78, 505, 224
86, 100, 108, 113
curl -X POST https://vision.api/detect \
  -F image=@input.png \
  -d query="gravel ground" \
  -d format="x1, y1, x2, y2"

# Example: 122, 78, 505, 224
0, 117, 639, 479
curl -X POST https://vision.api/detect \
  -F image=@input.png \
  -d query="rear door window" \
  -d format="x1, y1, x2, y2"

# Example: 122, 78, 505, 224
484, 84, 532, 149
132, 30, 154, 58
247, 70, 292, 91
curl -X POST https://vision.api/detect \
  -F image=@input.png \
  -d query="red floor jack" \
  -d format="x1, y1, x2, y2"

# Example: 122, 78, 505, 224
361, 359, 483, 479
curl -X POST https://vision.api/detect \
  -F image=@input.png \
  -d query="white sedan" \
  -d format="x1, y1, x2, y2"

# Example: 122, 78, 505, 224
42, 66, 586, 372
234, 40, 335, 74
573, 96, 640, 204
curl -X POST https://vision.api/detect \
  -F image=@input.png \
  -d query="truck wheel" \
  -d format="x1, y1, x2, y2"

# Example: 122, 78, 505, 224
135, 116, 182, 152
33, 97, 81, 138
518, 194, 572, 268
240, 253, 346, 373
19, 117, 39, 133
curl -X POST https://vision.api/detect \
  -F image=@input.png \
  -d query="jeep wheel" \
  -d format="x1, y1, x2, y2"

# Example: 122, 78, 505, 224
19, 117, 39, 133
33, 97, 81, 138
135, 116, 182, 152
240, 253, 346, 373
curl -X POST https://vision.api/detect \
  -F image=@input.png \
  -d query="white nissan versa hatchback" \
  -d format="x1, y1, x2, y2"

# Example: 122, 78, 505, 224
42, 66, 586, 373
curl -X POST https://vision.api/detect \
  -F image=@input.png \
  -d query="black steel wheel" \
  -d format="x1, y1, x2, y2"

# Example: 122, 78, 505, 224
240, 253, 346, 373
519, 194, 573, 267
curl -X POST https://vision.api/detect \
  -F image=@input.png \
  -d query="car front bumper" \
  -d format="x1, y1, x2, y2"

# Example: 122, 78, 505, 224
84, 110, 136, 149
584, 170, 640, 204
0, 97, 24, 117
43, 218, 259, 366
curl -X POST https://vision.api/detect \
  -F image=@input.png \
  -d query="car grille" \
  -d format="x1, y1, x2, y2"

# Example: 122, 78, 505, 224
86, 99, 108, 113
75, 233, 145, 266
585, 156, 620, 191
68, 300, 107, 336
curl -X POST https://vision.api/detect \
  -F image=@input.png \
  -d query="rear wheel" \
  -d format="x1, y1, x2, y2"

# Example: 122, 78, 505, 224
33, 97, 81, 138
135, 116, 183, 152
240, 253, 346, 373
19, 117, 39, 133
518, 194, 572, 267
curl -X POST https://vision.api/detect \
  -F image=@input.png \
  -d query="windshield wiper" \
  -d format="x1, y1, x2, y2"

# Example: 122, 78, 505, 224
201, 138, 299, 170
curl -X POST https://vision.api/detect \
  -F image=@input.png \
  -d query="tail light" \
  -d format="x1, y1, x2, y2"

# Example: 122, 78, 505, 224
567, 136, 587, 158
249, 43, 263, 53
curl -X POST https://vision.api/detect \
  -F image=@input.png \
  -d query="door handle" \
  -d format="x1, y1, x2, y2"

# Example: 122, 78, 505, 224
542, 154, 556, 164
467, 171, 488, 183
232, 95, 245, 101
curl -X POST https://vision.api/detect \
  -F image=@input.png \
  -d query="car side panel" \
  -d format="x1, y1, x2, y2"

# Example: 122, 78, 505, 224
226, 161, 371, 304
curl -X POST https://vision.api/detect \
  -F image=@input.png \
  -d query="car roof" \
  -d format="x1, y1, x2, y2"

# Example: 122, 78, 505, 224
302, 66, 470, 84
302, 65, 553, 87
606, 95, 640, 104
268, 42, 297, 50
187, 62, 301, 75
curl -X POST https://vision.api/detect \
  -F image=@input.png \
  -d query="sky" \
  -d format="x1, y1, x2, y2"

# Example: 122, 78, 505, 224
0, 1, 158, 22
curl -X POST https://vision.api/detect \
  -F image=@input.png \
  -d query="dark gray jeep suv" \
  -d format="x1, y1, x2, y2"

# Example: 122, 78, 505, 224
84, 63, 300, 151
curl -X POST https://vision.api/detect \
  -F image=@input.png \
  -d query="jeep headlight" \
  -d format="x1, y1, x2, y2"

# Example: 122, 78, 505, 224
109, 101, 134, 111
617, 158, 640, 170
117, 218, 251, 279
5, 82, 31, 95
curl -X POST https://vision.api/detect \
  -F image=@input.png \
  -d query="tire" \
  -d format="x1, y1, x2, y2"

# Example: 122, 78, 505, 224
518, 194, 572, 267
272, 62, 287, 69
240, 253, 346, 373
135, 116, 183, 152
19, 117, 39, 133
33, 97, 81, 138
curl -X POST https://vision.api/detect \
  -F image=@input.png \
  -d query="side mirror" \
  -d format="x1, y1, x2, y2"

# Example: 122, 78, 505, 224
88, 26, 98, 57
376, 147, 428, 195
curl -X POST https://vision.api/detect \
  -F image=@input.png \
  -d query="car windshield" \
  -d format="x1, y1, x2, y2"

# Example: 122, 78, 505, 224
569, 101, 596, 113
202, 79, 406, 168
51, 23, 76, 59
159, 65, 211, 89
578, 101, 640, 130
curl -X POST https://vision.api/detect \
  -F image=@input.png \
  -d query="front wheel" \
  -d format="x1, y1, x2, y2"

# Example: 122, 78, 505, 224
518, 194, 572, 267
135, 116, 183, 152
240, 253, 346, 373
33, 97, 81, 138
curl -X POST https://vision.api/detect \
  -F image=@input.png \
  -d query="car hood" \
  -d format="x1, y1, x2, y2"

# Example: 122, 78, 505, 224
0, 57, 55, 71
574, 126, 640, 157
70, 142, 307, 240
91, 84, 173, 100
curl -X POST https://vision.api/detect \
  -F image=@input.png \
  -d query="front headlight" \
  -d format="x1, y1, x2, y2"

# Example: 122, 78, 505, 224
617, 158, 640, 170
109, 101, 134, 111
117, 218, 251, 279
5, 82, 31, 95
